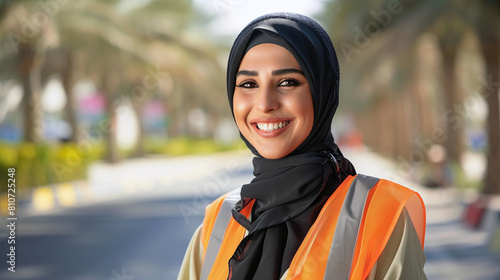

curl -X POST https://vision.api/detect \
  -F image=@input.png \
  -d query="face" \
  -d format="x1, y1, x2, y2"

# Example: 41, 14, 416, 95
233, 43, 314, 159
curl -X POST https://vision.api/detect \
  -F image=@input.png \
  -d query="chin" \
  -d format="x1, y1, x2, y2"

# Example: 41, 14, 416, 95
258, 149, 291, 159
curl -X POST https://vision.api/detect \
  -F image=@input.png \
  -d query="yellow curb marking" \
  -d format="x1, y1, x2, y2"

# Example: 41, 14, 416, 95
56, 183, 77, 207
0, 193, 8, 216
32, 186, 55, 211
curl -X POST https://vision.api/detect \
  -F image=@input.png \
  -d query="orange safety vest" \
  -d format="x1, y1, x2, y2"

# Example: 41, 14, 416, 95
199, 174, 426, 280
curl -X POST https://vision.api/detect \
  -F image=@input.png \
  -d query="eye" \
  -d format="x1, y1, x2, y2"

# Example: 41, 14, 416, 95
278, 79, 301, 87
236, 81, 258, 89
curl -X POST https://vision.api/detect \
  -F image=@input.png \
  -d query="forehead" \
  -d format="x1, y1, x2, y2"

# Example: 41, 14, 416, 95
238, 43, 301, 70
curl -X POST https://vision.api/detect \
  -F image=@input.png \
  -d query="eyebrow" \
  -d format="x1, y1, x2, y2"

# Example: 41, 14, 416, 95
236, 70, 258, 77
272, 68, 304, 76
236, 68, 305, 77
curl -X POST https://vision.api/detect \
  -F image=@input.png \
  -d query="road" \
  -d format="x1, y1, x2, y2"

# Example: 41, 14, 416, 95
0, 149, 499, 280
0, 151, 256, 280
0, 173, 255, 280
1, 195, 207, 280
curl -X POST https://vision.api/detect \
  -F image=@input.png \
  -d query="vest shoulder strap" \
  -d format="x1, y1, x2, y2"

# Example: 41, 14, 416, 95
326, 174, 379, 279
286, 175, 425, 280
349, 177, 425, 279
200, 188, 239, 276
200, 188, 254, 280
200, 192, 228, 258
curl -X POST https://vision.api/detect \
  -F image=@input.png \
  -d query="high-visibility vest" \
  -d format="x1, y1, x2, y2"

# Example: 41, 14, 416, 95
199, 174, 426, 280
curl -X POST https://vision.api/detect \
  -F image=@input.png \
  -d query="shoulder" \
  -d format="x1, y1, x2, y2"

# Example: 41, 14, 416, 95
200, 189, 241, 249
361, 176, 425, 215
203, 188, 241, 220
367, 208, 427, 280
341, 174, 426, 248
344, 175, 423, 215
362, 176, 426, 248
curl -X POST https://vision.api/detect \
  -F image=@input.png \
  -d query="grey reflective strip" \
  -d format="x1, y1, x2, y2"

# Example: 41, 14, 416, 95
200, 188, 241, 280
324, 174, 379, 280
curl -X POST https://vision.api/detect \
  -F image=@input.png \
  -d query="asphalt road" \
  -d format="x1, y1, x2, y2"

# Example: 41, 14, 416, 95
0, 193, 212, 280
0, 151, 255, 280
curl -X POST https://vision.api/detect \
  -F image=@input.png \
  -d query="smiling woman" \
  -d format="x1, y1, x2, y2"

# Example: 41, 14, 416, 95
233, 43, 314, 159
178, 12, 426, 280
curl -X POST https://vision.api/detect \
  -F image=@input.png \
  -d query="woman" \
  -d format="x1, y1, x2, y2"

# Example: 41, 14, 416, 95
178, 12, 426, 280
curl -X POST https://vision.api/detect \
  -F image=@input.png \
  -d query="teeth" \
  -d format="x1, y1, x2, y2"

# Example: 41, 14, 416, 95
256, 121, 290, 132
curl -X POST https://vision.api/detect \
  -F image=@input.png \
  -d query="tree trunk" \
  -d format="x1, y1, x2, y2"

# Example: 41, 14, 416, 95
61, 52, 80, 143
396, 88, 412, 159
18, 45, 44, 142
167, 85, 187, 138
479, 33, 500, 195
102, 64, 120, 163
439, 38, 464, 163
379, 93, 394, 156
475, 1, 500, 195
133, 100, 146, 158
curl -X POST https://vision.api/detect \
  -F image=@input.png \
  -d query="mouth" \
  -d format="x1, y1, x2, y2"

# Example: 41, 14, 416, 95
254, 120, 291, 132
250, 119, 292, 137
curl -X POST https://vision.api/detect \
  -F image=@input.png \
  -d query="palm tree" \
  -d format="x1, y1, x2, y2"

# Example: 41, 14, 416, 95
320, 0, 448, 157
320, 0, 500, 194
472, 1, 500, 194
3, 0, 226, 162
0, 3, 58, 142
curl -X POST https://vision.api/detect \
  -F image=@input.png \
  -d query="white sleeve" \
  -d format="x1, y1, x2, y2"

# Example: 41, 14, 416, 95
366, 207, 427, 280
177, 225, 204, 280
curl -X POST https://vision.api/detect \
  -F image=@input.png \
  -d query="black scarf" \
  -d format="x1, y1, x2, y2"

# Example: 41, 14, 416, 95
226, 13, 356, 279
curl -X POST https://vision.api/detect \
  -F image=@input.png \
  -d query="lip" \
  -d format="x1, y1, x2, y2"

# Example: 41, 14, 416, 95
250, 117, 293, 138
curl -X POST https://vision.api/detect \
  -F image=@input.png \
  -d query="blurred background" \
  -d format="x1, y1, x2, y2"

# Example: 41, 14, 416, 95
0, 0, 499, 279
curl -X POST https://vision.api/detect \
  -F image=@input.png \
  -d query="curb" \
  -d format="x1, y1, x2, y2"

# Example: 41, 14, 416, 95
0, 180, 91, 216
0, 150, 254, 216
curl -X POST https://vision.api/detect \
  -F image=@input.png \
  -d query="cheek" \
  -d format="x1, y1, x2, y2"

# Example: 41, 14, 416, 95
289, 90, 314, 139
232, 93, 250, 129
301, 96, 315, 126
286, 91, 314, 123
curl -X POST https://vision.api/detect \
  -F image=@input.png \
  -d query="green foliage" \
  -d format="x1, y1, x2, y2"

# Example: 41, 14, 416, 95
146, 137, 244, 156
0, 141, 104, 193
0, 138, 244, 192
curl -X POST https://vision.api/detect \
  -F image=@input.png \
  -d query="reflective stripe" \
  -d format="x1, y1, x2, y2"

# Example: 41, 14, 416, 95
325, 174, 379, 280
200, 188, 241, 280
200, 175, 416, 280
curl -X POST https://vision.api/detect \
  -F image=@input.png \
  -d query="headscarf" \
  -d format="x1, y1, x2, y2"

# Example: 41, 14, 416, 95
226, 12, 356, 279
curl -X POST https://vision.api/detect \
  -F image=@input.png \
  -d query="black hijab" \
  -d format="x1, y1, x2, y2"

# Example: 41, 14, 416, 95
226, 13, 356, 279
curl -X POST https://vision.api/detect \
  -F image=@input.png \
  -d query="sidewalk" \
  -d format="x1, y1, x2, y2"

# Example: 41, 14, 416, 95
6, 149, 254, 216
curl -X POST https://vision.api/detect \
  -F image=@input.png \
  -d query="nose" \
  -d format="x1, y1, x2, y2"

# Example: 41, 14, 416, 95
256, 85, 279, 112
